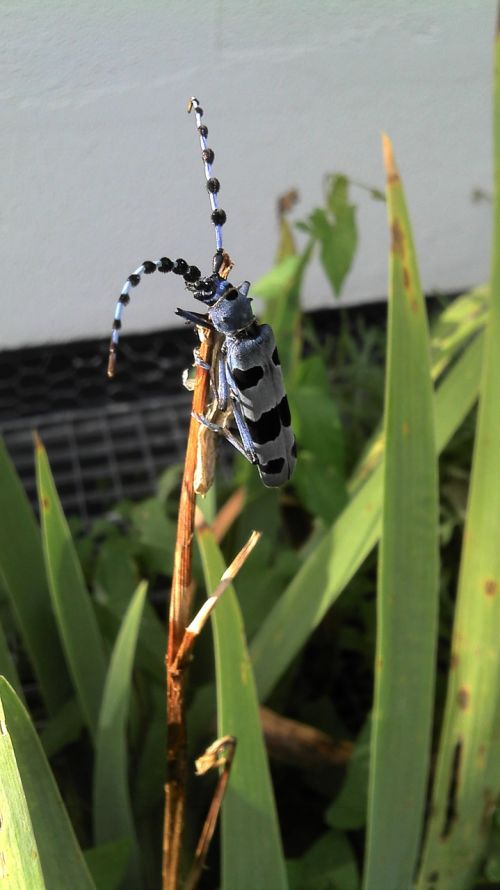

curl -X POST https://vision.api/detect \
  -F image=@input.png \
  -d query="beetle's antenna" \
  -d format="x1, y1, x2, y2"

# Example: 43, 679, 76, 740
188, 97, 227, 254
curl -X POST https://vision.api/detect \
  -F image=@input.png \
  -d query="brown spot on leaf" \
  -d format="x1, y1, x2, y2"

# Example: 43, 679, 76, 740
484, 578, 498, 597
41, 496, 50, 511
410, 298, 419, 314
403, 266, 410, 289
481, 788, 497, 833
450, 651, 459, 669
391, 219, 404, 256
457, 686, 470, 710
375, 657, 383, 671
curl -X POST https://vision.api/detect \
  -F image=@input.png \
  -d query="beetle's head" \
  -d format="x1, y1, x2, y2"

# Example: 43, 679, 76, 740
208, 280, 254, 334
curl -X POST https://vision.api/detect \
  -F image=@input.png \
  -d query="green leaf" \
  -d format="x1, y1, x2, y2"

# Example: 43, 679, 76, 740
288, 830, 359, 890
133, 684, 166, 813
416, 22, 500, 889
197, 529, 289, 890
0, 439, 70, 714
0, 685, 46, 890
36, 435, 107, 741
93, 582, 147, 890
430, 285, 489, 381
95, 536, 164, 682
349, 284, 489, 498
363, 135, 439, 890
129, 497, 176, 575
84, 840, 130, 890
306, 175, 358, 297
251, 330, 484, 704
276, 216, 298, 262
0, 677, 96, 889
292, 452, 346, 525
252, 245, 313, 380
291, 385, 344, 469
94, 536, 138, 609
0, 619, 24, 702
326, 719, 370, 831
40, 696, 82, 758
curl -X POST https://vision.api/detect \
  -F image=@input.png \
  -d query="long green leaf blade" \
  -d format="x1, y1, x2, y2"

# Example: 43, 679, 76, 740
0, 619, 24, 702
93, 582, 147, 890
35, 435, 107, 741
251, 330, 483, 702
0, 686, 46, 890
197, 529, 288, 890
0, 439, 70, 714
417, 16, 500, 888
0, 677, 96, 889
362, 136, 439, 890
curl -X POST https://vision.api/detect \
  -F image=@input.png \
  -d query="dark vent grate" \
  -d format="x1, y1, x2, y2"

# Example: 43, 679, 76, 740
0, 329, 197, 523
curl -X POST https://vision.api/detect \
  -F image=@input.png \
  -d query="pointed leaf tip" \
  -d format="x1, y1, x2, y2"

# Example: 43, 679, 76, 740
33, 431, 43, 452
381, 133, 399, 184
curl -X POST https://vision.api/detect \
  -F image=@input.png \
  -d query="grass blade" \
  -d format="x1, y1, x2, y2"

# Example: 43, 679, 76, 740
197, 528, 289, 890
0, 439, 70, 714
93, 581, 147, 890
35, 435, 107, 741
362, 136, 439, 890
417, 16, 500, 887
0, 685, 46, 890
0, 677, 96, 889
0, 618, 24, 702
251, 329, 483, 703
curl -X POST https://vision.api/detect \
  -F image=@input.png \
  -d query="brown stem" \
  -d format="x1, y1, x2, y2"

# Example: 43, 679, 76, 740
183, 737, 237, 890
162, 327, 215, 890
172, 530, 261, 675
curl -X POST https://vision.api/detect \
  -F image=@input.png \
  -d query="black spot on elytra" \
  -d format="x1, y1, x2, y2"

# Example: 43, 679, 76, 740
232, 365, 264, 391
278, 395, 291, 427
291, 439, 297, 458
246, 406, 281, 444
271, 347, 280, 366
259, 457, 285, 476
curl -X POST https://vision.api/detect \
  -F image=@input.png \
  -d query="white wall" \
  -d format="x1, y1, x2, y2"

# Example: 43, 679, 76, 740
1, 1, 495, 349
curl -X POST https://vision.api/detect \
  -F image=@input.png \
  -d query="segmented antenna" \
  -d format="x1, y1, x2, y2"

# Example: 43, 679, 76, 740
107, 256, 201, 377
188, 97, 227, 252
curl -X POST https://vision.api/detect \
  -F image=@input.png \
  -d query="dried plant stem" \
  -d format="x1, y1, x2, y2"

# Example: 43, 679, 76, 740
162, 328, 215, 890
183, 737, 237, 890
173, 530, 261, 674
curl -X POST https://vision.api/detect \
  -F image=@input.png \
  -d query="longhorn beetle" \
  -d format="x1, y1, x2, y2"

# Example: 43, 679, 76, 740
107, 98, 296, 488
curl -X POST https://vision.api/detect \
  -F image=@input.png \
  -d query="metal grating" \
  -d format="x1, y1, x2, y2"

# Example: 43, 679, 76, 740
0, 329, 197, 523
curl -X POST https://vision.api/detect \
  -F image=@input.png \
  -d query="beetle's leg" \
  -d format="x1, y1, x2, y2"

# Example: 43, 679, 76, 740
228, 397, 259, 464
216, 352, 229, 412
175, 308, 214, 329
191, 412, 257, 464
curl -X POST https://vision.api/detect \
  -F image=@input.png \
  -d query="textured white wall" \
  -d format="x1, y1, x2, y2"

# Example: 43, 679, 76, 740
1, 1, 495, 349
